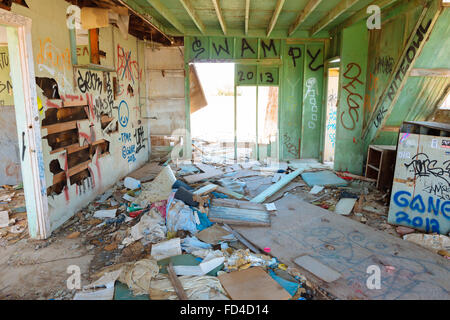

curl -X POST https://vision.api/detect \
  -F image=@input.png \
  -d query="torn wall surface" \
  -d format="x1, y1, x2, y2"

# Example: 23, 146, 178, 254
10, 0, 150, 235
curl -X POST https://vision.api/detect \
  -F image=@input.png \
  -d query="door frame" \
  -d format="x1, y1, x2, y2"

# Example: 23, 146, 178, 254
0, 9, 50, 239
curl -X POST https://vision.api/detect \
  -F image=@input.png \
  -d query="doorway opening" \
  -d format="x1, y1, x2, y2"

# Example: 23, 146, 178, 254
191, 62, 235, 163
324, 67, 339, 166
191, 62, 279, 164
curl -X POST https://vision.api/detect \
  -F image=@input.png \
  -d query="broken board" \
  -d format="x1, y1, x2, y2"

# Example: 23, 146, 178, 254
301, 170, 348, 187
234, 194, 450, 300
183, 163, 223, 184
209, 199, 270, 227
218, 267, 291, 300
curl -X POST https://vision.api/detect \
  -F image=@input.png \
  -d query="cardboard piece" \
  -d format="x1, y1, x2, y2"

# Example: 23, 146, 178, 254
81, 7, 110, 30
196, 224, 235, 245
218, 267, 291, 300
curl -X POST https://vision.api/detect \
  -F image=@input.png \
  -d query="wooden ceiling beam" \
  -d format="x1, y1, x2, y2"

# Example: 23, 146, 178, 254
179, 0, 206, 34
267, 0, 286, 37
288, 0, 323, 36
146, 0, 185, 33
310, 0, 359, 36
245, 0, 250, 35
211, 0, 227, 35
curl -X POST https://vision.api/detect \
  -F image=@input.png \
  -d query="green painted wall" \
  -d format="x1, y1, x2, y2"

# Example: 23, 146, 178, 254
301, 43, 324, 159
334, 20, 368, 175
280, 42, 304, 160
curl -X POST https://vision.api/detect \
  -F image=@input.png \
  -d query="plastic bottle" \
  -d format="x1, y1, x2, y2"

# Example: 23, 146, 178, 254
124, 177, 141, 190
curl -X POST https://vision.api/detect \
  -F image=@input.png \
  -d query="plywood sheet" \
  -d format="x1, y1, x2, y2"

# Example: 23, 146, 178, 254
218, 267, 291, 300
234, 194, 450, 300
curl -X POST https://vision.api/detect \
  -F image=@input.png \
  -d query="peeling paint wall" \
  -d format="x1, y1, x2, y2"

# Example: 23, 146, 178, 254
11, 0, 149, 233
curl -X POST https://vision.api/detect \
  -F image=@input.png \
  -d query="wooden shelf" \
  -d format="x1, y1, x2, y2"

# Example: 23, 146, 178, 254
365, 145, 397, 191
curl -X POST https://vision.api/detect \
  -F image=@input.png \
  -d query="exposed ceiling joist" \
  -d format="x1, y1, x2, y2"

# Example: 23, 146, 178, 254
310, 0, 359, 36
211, 0, 227, 35
331, 0, 398, 35
179, 0, 206, 34
117, 0, 174, 44
245, 0, 250, 35
146, 0, 185, 33
267, 0, 286, 37
288, 0, 323, 36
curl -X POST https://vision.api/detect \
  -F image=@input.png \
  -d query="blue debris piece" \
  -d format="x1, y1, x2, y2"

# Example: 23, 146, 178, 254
268, 269, 300, 297
301, 170, 348, 187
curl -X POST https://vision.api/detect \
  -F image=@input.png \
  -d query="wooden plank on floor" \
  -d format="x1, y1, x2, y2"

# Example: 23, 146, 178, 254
209, 206, 270, 227
234, 194, 450, 300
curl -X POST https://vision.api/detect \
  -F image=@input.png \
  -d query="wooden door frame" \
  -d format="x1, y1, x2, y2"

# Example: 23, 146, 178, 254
0, 8, 50, 239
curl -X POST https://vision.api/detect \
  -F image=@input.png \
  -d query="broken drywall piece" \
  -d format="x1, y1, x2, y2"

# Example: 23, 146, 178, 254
209, 206, 270, 227
73, 286, 115, 300
173, 257, 225, 276
251, 168, 304, 203
84, 269, 122, 291
138, 166, 177, 203
93, 209, 117, 219
301, 170, 348, 187
151, 238, 182, 261
294, 255, 341, 283
184, 163, 223, 184
218, 266, 291, 300
265, 203, 277, 211
335, 198, 357, 216
310, 185, 324, 195
0, 211, 9, 228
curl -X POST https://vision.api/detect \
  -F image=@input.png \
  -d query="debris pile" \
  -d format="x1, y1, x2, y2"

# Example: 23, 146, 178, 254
0, 184, 27, 246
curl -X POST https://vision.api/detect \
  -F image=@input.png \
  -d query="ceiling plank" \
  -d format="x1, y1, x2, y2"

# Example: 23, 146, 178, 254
245, 0, 250, 35
288, 0, 323, 36
211, 0, 227, 35
179, 0, 206, 34
267, 0, 286, 37
310, 0, 359, 36
146, 0, 185, 33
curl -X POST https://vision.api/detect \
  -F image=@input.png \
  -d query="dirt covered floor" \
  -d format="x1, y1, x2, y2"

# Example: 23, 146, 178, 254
0, 160, 448, 300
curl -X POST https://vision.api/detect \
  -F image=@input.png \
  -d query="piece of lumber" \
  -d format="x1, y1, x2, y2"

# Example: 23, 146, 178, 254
209, 206, 270, 227
222, 224, 260, 253
183, 163, 223, 184
250, 168, 303, 203
215, 186, 245, 199
167, 263, 188, 300
212, 198, 266, 211
42, 120, 78, 135
338, 172, 376, 183
193, 184, 218, 196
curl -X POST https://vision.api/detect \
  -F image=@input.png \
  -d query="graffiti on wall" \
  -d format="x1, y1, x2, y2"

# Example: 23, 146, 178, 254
373, 55, 395, 75
340, 62, 364, 131
117, 44, 142, 85
0, 46, 13, 106
36, 38, 73, 93
304, 77, 319, 129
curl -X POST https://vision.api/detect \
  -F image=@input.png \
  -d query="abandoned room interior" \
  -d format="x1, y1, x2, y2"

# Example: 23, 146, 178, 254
0, 0, 448, 302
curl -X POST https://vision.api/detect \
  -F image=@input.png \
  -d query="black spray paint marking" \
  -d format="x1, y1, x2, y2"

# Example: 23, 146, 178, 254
192, 37, 205, 59
77, 70, 103, 94
212, 38, 231, 57
288, 47, 302, 67
307, 49, 324, 71
261, 39, 277, 58
240, 38, 255, 57
386, 19, 431, 101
